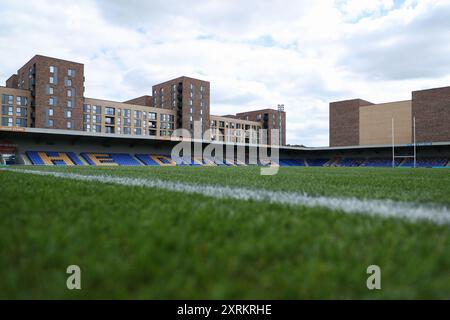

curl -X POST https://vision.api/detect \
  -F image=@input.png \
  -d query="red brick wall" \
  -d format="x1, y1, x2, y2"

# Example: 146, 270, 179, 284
412, 86, 450, 143
17, 55, 84, 130
236, 109, 286, 145
124, 95, 153, 107
329, 99, 373, 147
152, 77, 210, 135
6, 74, 18, 88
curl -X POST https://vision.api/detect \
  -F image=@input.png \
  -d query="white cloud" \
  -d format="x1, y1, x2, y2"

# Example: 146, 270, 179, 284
1, 0, 450, 146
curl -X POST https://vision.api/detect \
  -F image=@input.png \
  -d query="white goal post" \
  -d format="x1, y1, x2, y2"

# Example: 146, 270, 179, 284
392, 117, 416, 168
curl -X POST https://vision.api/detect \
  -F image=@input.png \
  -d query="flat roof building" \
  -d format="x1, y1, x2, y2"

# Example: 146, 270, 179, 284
329, 86, 450, 147
1, 55, 287, 145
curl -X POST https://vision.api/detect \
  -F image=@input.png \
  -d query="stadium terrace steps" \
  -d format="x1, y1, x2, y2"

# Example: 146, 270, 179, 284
279, 159, 306, 167
80, 153, 142, 166
306, 159, 329, 167
26, 151, 84, 166
401, 158, 449, 168
23, 151, 450, 167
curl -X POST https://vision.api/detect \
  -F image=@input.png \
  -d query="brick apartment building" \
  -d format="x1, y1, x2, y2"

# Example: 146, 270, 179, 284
330, 86, 450, 147
1, 55, 286, 145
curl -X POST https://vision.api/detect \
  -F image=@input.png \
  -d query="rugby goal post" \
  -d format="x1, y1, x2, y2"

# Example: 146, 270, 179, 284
392, 117, 416, 168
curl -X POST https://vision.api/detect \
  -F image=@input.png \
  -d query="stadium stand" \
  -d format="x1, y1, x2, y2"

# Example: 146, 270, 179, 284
23, 151, 450, 168
338, 158, 367, 167
26, 151, 84, 166
279, 159, 306, 166
401, 158, 449, 168
80, 153, 141, 166
135, 154, 176, 166
306, 159, 329, 167
361, 158, 403, 167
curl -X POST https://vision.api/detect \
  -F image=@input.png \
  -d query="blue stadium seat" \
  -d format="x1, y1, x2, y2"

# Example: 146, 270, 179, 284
401, 158, 449, 168
135, 154, 175, 166
26, 151, 84, 166
339, 158, 365, 167
362, 159, 402, 167
278, 159, 305, 166
80, 153, 141, 166
306, 159, 329, 167
26, 151, 45, 165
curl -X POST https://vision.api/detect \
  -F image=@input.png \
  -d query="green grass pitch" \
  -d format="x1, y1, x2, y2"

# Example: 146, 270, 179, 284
0, 166, 449, 299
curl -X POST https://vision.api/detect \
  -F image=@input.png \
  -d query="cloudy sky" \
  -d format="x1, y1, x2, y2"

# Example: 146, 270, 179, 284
1, 0, 450, 146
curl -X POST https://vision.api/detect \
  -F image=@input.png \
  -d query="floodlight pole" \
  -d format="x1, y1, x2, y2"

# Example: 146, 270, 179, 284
392, 118, 395, 168
277, 104, 284, 146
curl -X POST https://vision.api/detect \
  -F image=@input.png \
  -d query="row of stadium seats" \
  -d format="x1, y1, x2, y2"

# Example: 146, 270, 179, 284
335, 158, 449, 168
26, 151, 84, 166
400, 158, 449, 167
26, 151, 250, 166
24, 151, 450, 167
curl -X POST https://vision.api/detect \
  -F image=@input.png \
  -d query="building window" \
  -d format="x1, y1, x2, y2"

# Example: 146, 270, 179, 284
15, 118, 27, 127
16, 96, 28, 106
66, 79, 72, 87
49, 77, 54, 84
48, 119, 54, 127
2, 106, 13, 116
49, 87, 54, 95
49, 97, 54, 106
105, 117, 114, 125
49, 66, 55, 73
48, 108, 54, 116
149, 112, 157, 120
83, 104, 91, 113
16, 107, 26, 117
68, 69, 75, 77
67, 121, 72, 129
2, 94, 14, 105
1, 117, 13, 126
66, 110, 72, 118
93, 106, 101, 115
67, 89, 72, 97
67, 100, 73, 108
105, 107, 115, 115
134, 119, 142, 127
93, 115, 101, 123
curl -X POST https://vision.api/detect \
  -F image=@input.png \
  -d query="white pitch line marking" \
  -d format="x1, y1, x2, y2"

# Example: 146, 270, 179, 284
2, 167, 450, 225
